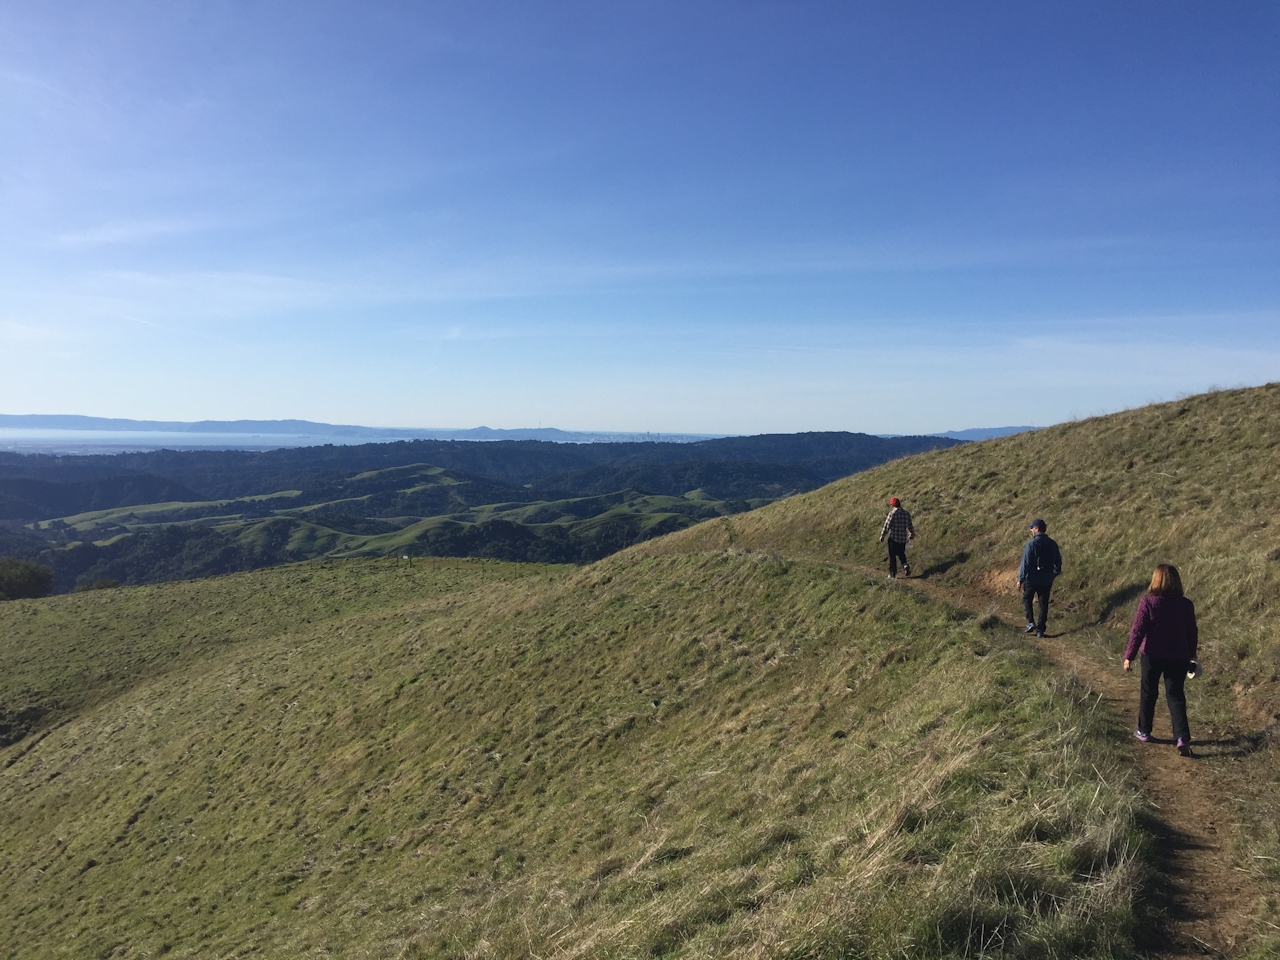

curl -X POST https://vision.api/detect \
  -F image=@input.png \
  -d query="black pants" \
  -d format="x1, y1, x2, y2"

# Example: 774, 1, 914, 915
887, 539, 908, 576
1022, 582, 1051, 633
1138, 654, 1191, 743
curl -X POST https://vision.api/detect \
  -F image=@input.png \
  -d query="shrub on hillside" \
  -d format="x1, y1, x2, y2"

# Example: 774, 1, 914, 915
0, 556, 54, 600
74, 578, 120, 592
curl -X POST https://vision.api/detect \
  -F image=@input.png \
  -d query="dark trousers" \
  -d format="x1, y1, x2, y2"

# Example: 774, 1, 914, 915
887, 539, 908, 576
1022, 582, 1051, 632
1138, 654, 1191, 743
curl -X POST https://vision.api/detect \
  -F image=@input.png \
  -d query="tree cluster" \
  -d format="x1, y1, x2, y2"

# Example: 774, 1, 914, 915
0, 557, 54, 601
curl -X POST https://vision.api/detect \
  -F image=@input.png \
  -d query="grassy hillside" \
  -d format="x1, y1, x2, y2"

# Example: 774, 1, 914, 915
2, 556, 1151, 958
641, 383, 1280, 945
644, 384, 1280, 726
3, 386, 1277, 957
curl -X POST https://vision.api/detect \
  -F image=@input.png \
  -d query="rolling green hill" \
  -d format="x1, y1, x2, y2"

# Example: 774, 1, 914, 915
1, 386, 1276, 958
1, 557, 1149, 959
0, 475, 204, 521
24, 466, 762, 591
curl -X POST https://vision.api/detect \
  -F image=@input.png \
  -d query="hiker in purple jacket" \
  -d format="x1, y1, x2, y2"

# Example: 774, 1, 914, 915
1124, 564, 1198, 757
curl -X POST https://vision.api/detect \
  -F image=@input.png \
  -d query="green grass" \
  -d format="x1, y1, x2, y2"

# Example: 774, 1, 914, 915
1, 554, 1147, 958
30, 471, 757, 577
38, 491, 303, 532
651, 384, 1280, 723
643, 383, 1280, 952
0, 558, 541, 748
4, 384, 1278, 957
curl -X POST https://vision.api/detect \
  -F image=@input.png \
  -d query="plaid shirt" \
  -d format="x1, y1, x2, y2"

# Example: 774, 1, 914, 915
880, 507, 914, 543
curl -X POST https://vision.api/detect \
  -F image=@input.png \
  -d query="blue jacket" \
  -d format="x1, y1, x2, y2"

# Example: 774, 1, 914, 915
1018, 533, 1061, 586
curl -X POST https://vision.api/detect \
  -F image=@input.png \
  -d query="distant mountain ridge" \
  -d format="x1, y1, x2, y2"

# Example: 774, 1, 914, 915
0, 431, 962, 494
879, 426, 1037, 441
1, 415, 1034, 447
932, 426, 1037, 440
0, 414, 715, 445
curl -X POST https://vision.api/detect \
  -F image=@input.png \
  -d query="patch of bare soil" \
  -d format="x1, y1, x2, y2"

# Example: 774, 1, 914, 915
975, 564, 1022, 599
859, 562, 1264, 957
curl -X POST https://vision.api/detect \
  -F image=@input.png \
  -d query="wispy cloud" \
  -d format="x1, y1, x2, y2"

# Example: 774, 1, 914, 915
80, 268, 345, 318
0, 318, 62, 343
116, 313, 164, 328
50, 218, 213, 248
319, 231, 1278, 307
0, 68, 63, 97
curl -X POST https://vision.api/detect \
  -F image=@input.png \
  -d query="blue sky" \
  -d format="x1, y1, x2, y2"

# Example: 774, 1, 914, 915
1, 2, 1276, 434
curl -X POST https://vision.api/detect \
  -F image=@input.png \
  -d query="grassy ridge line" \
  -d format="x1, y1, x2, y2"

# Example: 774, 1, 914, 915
46, 490, 747, 549
641, 384, 1280, 725
38, 491, 301, 529
1, 556, 1147, 958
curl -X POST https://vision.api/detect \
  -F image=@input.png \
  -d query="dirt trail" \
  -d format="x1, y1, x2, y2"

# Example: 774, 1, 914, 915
861, 563, 1262, 958
1032, 629, 1259, 958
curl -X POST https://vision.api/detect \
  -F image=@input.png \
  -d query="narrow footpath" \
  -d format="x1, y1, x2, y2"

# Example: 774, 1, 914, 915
1031, 626, 1259, 958
864, 563, 1263, 958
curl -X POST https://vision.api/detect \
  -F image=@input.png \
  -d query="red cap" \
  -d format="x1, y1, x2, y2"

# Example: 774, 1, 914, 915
889, 497, 900, 506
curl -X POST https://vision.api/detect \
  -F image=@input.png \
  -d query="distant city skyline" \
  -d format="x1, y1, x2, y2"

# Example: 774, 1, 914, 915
1, 3, 1276, 433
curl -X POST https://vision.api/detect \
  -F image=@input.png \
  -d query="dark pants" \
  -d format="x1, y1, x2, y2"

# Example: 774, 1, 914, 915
887, 539, 908, 577
1138, 654, 1191, 743
1022, 582, 1051, 633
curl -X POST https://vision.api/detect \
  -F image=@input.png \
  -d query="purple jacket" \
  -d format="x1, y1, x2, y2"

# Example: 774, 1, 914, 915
1124, 594, 1198, 661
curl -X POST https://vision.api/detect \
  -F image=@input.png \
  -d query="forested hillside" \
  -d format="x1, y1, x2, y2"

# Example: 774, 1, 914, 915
0, 431, 958, 495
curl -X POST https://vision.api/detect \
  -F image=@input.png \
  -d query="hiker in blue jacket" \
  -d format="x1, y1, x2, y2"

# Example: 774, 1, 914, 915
1017, 518, 1061, 638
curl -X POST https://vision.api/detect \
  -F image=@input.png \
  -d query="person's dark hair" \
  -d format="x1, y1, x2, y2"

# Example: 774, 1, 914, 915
1148, 564, 1184, 597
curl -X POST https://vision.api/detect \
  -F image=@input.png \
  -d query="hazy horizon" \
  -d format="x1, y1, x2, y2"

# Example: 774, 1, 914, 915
0, 412, 1036, 455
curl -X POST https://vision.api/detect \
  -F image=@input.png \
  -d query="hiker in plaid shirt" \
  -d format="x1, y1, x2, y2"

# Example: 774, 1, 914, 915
878, 497, 915, 578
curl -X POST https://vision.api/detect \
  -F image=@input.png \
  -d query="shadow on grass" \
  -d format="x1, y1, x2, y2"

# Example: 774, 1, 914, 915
1098, 582, 1147, 623
1131, 808, 1224, 958
920, 552, 969, 579
1222, 729, 1275, 758
0, 705, 49, 750
1139, 734, 1261, 759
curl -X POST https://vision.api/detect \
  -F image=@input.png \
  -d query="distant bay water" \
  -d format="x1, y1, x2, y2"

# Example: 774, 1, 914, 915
0, 428, 406, 454
0, 416, 724, 454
